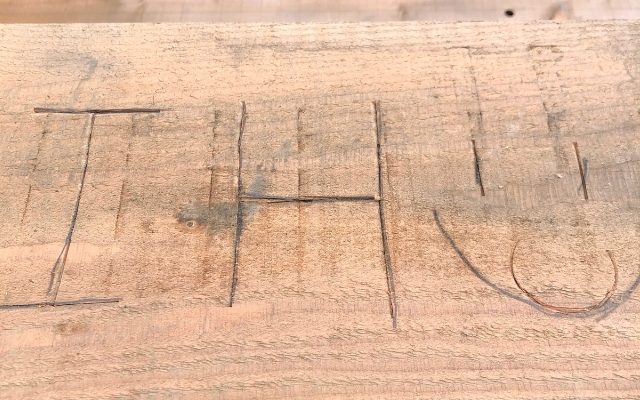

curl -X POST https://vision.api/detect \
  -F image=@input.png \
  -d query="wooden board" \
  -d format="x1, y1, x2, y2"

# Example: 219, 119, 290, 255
1, 21, 639, 398
1, 0, 639, 23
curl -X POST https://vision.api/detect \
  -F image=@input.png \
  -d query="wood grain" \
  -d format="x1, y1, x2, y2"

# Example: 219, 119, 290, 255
1, 21, 639, 398
0, 0, 639, 23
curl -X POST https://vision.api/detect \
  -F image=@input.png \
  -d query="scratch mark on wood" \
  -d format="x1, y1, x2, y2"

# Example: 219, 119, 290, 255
465, 47, 485, 134
207, 110, 221, 209
541, 103, 568, 171
542, 102, 555, 134
373, 100, 398, 329
295, 106, 305, 282
32, 128, 47, 171
510, 240, 617, 314
529, 49, 569, 172
21, 128, 48, 224
46, 113, 95, 303
20, 185, 32, 225
465, 48, 488, 197
114, 181, 127, 238
229, 101, 247, 307
200, 110, 221, 289
114, 116, 136, 239
528, 44, 561, 51
574, 142, 589, 200
296, 107, 305, 198
296, 107, 304, 269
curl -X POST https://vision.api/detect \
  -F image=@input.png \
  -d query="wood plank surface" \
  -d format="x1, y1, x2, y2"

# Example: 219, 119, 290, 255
1, 0, 639, 23
0, 21, 639, 398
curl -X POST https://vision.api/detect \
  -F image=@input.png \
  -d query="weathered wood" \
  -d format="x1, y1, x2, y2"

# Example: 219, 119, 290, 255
0, 21, 639, 398
0, 0, 639, 23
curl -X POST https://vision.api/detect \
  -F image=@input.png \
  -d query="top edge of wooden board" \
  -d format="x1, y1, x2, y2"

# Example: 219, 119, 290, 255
0, 0, 638, 23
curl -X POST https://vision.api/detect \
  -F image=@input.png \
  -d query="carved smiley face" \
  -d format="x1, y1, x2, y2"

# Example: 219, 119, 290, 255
433, 202, 640, 320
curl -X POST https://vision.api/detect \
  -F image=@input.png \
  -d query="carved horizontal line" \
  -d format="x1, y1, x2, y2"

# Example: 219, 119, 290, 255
0, 297, 121, 310
240, 195, 378, 203
34, 107, 166, 114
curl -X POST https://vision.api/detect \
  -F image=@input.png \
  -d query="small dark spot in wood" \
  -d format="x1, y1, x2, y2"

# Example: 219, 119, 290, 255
176, 201, 236, 233
543, 108, 565, 137
397, 3, 409, 20
140, 219, 155, 234
55, 320, 88, 335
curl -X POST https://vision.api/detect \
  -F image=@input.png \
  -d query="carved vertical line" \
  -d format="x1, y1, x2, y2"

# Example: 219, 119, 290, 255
373, 100, 399, 329
574, 142, 589, 200
229, 102, 247, 307
46, 113, 96, 303
471, 139, 486, 196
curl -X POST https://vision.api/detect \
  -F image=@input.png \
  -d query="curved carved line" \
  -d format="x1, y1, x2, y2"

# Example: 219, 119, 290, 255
510, 240, 618, 314
433, 208, 640, 319
432, 209, 538, 309
596, 269, 640, 320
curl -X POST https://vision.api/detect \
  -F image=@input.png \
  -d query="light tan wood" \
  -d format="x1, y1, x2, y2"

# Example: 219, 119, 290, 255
0, 0, 639, 23
1, 21, 639, 398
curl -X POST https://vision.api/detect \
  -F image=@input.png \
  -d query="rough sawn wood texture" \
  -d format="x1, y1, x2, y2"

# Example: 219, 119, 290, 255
0, 21, 639, 398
